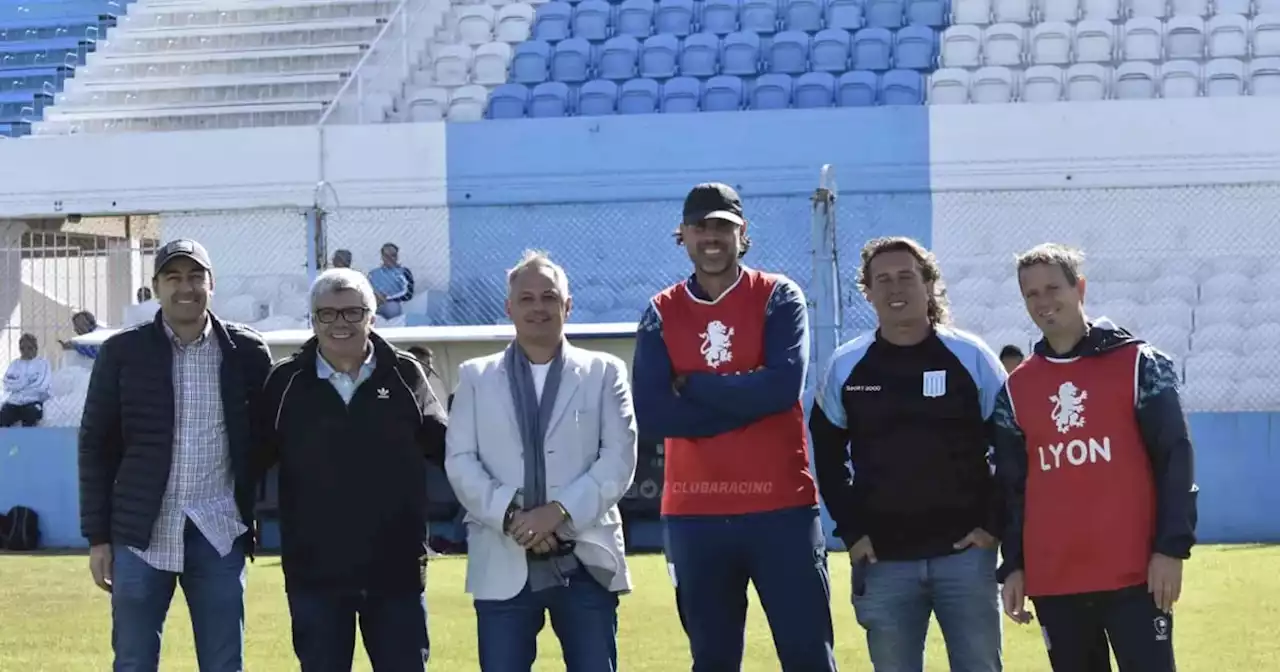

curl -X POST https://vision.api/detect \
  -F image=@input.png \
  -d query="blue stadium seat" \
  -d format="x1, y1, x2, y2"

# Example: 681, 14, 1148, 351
880, 68, 923, 104
751, 72, 793, 108
0, 121, 30, 137
572, 0, 612, 42
679, 32, 720, 77
619, 77, 661, 112
639, 33, 679, 77
795, 71, 837, 106
578, 78, 619, 114
905, 0, 947, 27
529, 81, 572, 116
837, 70, 878, 105
487, 83, 530, 118
894, 25, 936, 70
655, 0, 695, 37
703, 74, 744, 110
0, 2, 120, 21
0, 66, 68, 94
865, 0, 905, 29
853, 27, 893, 71
811, 28, 852, 72
721, 31, 762, 76
741, 0, 781, 34
552, 37, 593, 82
599, 35, 641, 80
511, 40, 553, 84
616, 0, 656, 38
701, 0, 741, 35
825, 0, 865, 30
768, 30, 810, 74
0, 15, 105, 42
660, 75, 701, 111
533, 2, 573, 42
783, 0, 824, 32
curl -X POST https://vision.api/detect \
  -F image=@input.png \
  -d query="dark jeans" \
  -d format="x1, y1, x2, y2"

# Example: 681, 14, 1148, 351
1033, 584, 1176, 672
664, 505, 838, 672
0, 401, 41, 427
110, 523, 246, 672
287, 589, 429, 672
473, 569, 620, 672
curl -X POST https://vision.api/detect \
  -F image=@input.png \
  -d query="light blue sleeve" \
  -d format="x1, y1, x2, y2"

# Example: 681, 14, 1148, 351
938, 328, 1009, 420
814, 333, 874, 429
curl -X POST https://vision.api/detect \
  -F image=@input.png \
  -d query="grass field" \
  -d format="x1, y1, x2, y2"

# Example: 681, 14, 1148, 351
2, 545, 1277, 671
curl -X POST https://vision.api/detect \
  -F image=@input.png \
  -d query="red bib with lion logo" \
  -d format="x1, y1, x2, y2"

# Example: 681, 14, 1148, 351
651, 268, 817, 516
1006, 344, 1157, 597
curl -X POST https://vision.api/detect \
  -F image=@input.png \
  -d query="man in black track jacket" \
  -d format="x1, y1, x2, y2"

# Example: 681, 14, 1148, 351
255, 268, 447, 672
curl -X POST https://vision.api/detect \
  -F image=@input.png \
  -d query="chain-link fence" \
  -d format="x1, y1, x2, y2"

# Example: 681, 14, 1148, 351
927, 183, 1280, 412
158, 208, 313, 330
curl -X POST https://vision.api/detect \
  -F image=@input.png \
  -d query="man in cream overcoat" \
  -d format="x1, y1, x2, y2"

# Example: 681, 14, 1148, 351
446, 249, 638, 672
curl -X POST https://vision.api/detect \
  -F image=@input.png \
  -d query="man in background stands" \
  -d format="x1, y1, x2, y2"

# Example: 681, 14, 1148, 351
993, 243, 1197, 672
369, 242, 415, 320
0, 333, 51, 427
446, 250, 637, 672
256, 268, 446, 671
810, 236, 1007, 672
632, 183, 837, 671
78, 239, 273, 671
999, 344, 1025, 373
331, 248, 353, 269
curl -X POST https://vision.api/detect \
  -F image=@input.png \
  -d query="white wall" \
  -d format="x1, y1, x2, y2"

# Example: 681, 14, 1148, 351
0, 123, 449, 217
0, 100, 1279, 219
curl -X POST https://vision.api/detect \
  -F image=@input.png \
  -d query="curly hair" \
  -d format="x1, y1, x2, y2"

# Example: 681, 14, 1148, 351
857, 236, 951, 326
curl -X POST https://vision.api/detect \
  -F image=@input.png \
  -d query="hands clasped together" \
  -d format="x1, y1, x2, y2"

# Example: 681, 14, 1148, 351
506, 502, 571, 555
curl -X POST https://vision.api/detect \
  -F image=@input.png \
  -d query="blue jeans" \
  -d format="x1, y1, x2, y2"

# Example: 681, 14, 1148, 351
851, 546, 1003, 672
664, 505, 838, 672
473, 569, 620, 672
287, 590, 429, 672
110, 523, 246, 672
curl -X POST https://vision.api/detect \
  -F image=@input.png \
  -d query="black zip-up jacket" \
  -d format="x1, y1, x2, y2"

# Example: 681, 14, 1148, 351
991, 319, 1199, 583
78, 313, 273, 550
255, 332, 447, 594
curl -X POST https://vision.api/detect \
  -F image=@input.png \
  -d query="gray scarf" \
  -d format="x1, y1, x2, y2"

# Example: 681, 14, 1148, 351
505, 341, 581, 592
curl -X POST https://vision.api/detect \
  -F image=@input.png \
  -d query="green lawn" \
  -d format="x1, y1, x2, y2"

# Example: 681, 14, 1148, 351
1, 546, 1277, 671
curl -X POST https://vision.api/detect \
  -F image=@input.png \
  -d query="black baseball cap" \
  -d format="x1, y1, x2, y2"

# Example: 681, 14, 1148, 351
682, 183, 745, 227
154, 239, 213, 276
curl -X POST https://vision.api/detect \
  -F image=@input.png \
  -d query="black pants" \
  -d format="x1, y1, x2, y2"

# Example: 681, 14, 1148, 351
0, 402, 42, 427
1032, 584, 1176, 672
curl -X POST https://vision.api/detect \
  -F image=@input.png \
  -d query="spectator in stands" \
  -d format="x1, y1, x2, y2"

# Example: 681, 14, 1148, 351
0, 333, 51, 427
369, 242, 415, 319
78, 239, 273, 671
123, 287, 161, 327
446, 250, 637, 671
809, 236, 1006, 672
631, 184, 837, 671
255, 268, 446, 671
59, 310, 101, 359
331, 248, 353, 269
993, 243, 1197, 672
999, 344, 1025, 373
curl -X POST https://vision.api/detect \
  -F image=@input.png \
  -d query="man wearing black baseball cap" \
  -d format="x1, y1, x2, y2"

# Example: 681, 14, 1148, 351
79, 238, 273, 671
633, 184, 838, 670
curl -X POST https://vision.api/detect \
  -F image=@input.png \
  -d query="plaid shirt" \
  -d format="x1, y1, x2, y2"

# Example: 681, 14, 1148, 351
128, 318, 247, 572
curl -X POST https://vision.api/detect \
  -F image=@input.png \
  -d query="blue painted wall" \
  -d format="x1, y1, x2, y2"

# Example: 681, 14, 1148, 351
443, 108, 933, 331
7, 415, 1276, 549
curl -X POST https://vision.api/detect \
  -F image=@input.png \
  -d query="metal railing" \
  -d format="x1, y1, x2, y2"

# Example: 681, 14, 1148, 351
316, 0, 427, 128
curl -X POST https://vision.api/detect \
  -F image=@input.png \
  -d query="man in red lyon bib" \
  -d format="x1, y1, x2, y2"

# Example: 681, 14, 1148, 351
631, 183, 837, 671
992, 243, 1199, 672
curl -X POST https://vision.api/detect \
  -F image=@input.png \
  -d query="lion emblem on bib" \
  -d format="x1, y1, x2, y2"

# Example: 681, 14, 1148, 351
699, 320, 735, 368
1049, 381, 1088, 434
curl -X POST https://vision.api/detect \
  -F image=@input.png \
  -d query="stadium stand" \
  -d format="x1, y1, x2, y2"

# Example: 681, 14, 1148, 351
9, 0, 1280, 134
